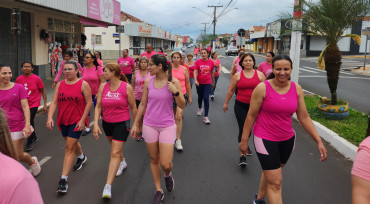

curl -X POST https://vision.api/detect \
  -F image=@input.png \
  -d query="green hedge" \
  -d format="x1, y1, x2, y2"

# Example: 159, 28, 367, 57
304, 95, 368, 146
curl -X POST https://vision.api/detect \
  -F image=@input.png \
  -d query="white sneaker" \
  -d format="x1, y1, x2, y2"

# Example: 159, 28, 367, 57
197, 108, 203, 116
175, 139, 183, 151
30, 156, 41, 176
116, 160, 128, 176
203, 117, 211, 124
102, 184, 112, 199
211, 95, 215, 100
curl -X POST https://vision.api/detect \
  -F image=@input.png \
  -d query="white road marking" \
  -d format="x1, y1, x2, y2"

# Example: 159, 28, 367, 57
222, 66, 230, 73
302, 66, 325, 73
300, 76, 370, 80
303, 89, 316, 95
300, 68, 318, 73
38, 156, 52, 166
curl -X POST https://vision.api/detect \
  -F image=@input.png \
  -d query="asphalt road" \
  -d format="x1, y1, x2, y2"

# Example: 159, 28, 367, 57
28, 51, 353, 203
215, 48, 370, 113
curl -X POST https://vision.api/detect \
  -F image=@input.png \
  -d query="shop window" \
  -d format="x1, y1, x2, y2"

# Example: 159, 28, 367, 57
133, 37, 141, 47
64, 21, 71, 32
48, 18, 54, 30
96, 35, 102, 44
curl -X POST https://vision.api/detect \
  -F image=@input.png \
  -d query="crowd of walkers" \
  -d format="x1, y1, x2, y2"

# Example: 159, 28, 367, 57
1, 44, 369, 204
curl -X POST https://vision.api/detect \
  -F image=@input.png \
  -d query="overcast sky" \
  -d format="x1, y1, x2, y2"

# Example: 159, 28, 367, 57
119, 0, 296, 39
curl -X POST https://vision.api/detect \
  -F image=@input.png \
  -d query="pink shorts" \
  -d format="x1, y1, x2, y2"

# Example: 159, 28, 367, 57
142, 124, 176, 144
351, 148, 370, 181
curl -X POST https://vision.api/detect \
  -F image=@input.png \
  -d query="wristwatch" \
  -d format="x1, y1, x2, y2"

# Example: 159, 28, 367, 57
173, 91, 180, 96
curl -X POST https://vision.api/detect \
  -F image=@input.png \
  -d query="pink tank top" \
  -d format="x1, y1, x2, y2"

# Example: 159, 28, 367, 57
235, 57, 243, 73
134, 71, 151, 101
172, 65, 186, 94
57, 79, 88, 127
101, 81, 130, 123
253, 80, 298, 141
143, 77, 174, 127
236, 70, 260, 104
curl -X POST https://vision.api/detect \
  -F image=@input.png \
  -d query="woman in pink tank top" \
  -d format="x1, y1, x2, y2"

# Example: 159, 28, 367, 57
93, 63, 137, 199
238, 55, 328, 204
171, 52, 192, 151
131, 54, 185, 203
230, 49, 245, 78
131, 56, 151, 141
47, 61, 92, 194
223, 53, 265, 167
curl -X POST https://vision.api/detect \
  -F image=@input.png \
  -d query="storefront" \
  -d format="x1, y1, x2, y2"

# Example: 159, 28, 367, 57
0, 0, 120, 80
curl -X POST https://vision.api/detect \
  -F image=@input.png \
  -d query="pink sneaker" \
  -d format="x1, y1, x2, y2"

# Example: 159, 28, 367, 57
197, 108, 203, 116
203, 117, 211, 124
30, 156, 41, 176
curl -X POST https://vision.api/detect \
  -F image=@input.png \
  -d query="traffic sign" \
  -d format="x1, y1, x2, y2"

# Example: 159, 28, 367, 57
91, 33, 96, 47
237, 28, 245, 37
115, 40, 120, 44
113, 33, 119, 38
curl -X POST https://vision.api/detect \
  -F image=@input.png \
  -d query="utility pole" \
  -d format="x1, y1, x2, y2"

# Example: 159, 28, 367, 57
208, 5, 223, 51
201, 23, 208, 47
289, 0, 303, 84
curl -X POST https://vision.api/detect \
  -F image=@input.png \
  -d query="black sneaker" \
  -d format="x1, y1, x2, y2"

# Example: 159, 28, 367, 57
81, 129, 91, 136
57, 179, 68, 193
25, 142, 33, 152
32, 136, 39, 143
72, 155, 87, 171
246, 147, 253, 156
253, 193, 266, 204
152, 191, 164, 204
164, 172, 175, 192
239, 155, 247, 167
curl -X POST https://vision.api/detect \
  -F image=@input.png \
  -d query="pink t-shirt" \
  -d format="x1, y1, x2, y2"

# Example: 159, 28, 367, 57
158, 52, 166, 56
258, 62, 273, 78
141, 51, 157, 59
81, 66, 103, 95
185, 61, 195, 78
352, 137, 370, 181
0, 153, 44, 204
97, 59, 103, 67
54, 60, 83, 82
195, 59, 214, 84
0, 83, 29, 132
172, 66, 186, 94
134, 71, 151, 101
16, 74, 44, 108
235, 57, 243, 73
117, 56, 135, 75
101, 81, 130, 123
212, 59, 221, 77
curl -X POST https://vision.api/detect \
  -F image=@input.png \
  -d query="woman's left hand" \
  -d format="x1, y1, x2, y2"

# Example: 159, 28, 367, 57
188, 97, 192, 105
317, 142, 327, 162
76, 120, 85, 132
167, 81, 178, 94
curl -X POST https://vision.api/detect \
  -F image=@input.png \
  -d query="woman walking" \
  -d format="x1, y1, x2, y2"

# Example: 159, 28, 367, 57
239, 55, 327, 204
257, 52, 275, 78
185, 53, 195, 88
194, 48, 215, 124
210, 51, 222, 100
16, 61, 47, 152
131, 56, 151, 141
0, 64, 41, 177
158, 48, 166, 56
230, 49, 246, 78
117, 49, 135, 83
171, 52, 192, 151
81, 53, 104, 136
223, 53, 265, 167
47, 61, 92, 193
193, 46, 199, 59
131, 54, 185, 204
94, 51, 104, 67
93, 63, 137, 199
0, 109, 43, 203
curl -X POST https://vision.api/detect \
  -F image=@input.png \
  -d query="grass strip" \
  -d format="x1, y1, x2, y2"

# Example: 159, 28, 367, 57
304, 95, 368, 146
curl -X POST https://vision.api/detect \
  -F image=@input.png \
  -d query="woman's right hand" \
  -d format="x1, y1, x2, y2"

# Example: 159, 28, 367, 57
239, 140, 248, 155
195, 81, 199, 86
46, 118, 54, 130
130, 124, 138, 139
223, 103, 228, 112
51, 82, 57, 88
93, 124, 101, 140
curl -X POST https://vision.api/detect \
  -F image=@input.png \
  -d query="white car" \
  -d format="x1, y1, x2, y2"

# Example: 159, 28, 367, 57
225, 46, 238, 56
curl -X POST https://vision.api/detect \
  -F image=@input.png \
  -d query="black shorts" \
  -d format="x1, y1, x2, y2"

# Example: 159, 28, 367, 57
60, 123, 82, 139
254, 135, 295, 170
102, 120, 130, 142
173, 94, 188, 108
136, 99, 141, 108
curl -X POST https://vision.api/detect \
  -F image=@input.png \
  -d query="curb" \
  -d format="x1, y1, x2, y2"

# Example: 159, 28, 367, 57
295, 91, 358, 161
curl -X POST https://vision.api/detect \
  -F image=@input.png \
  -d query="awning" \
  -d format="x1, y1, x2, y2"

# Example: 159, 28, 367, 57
80, 16, 108, 28
249, 38, 258, 42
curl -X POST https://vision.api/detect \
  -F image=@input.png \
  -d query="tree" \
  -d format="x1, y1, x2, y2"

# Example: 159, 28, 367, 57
303, 0, 369, 105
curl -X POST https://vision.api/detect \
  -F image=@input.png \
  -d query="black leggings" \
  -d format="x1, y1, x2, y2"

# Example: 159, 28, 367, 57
234, 99, 250, 143
27, 107, 38, 144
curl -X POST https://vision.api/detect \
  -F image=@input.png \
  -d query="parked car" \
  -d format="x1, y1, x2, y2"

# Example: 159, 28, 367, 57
225, 46, 238, 56
173, 47, 184, 55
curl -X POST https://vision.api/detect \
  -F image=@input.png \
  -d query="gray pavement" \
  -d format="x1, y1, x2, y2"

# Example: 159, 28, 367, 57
29, 57, 353, 203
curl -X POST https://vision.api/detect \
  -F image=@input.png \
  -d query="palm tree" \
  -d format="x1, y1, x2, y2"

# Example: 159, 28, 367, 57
303, 0, 369, 105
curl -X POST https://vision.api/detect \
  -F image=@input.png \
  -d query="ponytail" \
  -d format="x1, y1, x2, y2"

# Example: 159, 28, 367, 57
119, 73, 128, 83
167, 61, 172, 82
